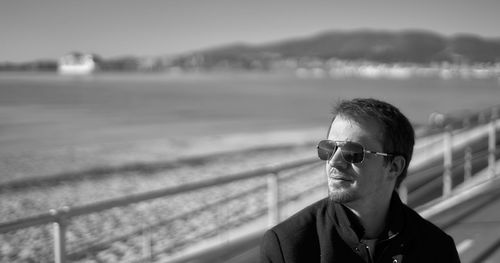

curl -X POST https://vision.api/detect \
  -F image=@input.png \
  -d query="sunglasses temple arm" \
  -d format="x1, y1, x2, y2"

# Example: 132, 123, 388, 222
365, 150, 392, 157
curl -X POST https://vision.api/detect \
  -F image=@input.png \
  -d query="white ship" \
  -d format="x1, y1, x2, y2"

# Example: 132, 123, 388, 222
58, 52, 97, 75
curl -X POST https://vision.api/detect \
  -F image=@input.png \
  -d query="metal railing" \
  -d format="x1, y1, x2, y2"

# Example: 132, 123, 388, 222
399, 106, 499, 205
0, 156, 320, 263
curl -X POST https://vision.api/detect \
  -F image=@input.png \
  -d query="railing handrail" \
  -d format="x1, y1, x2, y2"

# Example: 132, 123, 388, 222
411, 117, 500, 170
0, 156, 319, 234
420, 104, 500, 137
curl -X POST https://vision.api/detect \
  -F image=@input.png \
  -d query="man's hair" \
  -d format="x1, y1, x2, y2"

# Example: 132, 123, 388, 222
329, 98, 415, 188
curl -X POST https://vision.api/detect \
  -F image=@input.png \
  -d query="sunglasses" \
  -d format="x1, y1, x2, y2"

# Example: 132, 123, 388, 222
317, 140, 393, 164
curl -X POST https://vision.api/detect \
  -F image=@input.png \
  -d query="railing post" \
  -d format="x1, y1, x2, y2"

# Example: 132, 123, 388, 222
489, 107, 498, 178
50, 209, 67, 263
142, 224, 154, 262
443, 125, 453, 197
267, 172, 280, 227
464, 146, 472, 182
463, 118, 472, 182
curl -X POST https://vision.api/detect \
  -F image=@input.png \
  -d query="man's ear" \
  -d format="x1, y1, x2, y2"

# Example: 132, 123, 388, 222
388, 156, 406, 180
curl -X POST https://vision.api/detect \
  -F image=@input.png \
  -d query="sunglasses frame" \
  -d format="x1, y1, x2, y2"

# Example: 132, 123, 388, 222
316, 140, 393, 164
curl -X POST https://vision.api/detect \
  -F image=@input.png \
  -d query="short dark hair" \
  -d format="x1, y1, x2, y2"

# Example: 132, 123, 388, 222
329, 98, 415, 188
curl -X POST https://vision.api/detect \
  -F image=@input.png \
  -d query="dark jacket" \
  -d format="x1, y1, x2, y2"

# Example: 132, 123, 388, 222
260, 193, 461, 263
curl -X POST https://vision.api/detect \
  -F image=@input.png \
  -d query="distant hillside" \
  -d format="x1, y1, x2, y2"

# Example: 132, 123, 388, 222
173, 29, 500, 70
2, 29, 500, 72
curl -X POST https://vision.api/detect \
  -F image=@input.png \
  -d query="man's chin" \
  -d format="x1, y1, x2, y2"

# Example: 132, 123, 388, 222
328, 189, 356, 203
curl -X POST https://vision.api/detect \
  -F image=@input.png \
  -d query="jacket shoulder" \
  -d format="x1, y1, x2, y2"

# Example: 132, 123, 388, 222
403, 205, 451, 239
402, 205, 461, 262
261, 198, 330, 262
271, 198, 330, 239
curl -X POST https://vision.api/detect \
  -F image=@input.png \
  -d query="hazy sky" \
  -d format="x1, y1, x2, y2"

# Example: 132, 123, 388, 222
2, 0, 499, 62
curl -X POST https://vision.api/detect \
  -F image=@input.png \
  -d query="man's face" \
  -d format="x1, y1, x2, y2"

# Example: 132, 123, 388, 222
325, 115, 394, 205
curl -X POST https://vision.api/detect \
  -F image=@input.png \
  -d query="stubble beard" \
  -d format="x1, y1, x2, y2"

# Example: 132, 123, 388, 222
328, 186, 357, 203
327, 172, 358, 203
326, 165, 359, 203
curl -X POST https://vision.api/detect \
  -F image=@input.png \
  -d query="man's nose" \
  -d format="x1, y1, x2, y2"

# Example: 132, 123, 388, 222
327, 148, 347, 168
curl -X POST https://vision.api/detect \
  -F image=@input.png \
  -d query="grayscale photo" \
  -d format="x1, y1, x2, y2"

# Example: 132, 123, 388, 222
0, 1, 499, 262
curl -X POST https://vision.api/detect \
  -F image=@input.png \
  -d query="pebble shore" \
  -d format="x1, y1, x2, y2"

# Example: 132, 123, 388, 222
0, 129, 327, 262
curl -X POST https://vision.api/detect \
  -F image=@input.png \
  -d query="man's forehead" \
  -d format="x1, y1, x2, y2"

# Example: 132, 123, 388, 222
329, 115, 384, 143
331, 114, 381, 129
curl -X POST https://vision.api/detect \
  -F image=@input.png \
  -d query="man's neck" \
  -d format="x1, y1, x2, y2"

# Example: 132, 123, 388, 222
344, 192, 393, 239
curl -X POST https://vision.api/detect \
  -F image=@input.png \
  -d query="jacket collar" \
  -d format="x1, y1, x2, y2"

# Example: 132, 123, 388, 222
329, 192, 406, 245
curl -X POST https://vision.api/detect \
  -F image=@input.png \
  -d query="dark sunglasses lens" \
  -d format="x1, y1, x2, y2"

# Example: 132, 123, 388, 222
341, 142, 364, 163
317, 140, 336, 160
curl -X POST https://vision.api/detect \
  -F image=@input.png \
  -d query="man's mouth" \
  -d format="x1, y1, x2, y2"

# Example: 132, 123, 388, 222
330, 176, 353, 182
328, 168, 355, 182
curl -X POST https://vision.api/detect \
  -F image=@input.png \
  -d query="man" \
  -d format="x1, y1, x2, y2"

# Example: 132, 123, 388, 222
260, 98, 460, 263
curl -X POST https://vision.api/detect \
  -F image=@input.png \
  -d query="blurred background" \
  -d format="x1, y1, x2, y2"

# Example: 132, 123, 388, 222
1, 1, 500, 262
